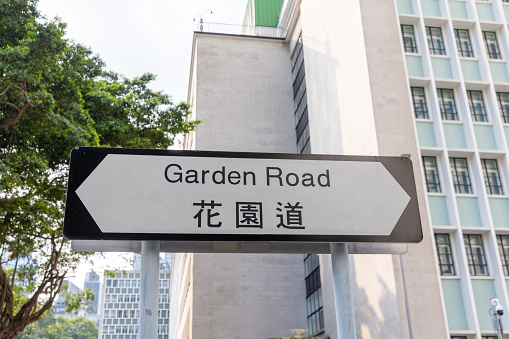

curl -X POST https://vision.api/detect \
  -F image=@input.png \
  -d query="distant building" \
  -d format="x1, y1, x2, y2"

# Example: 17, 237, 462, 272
53, 280, 83, 318
97, 253, 171, 339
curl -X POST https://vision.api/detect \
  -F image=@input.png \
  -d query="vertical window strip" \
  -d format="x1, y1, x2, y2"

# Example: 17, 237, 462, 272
303, 254, 324, 335
423, 156, 441, 193
437, 88, 458, 120
483, 31, 502, 59
411, 87, 429, 119
435, 234, 456, 275
497, 235, 509, 276
467, 90, 488, 122
426, 26, 446, 55
401, 25, 418, 53
450, 157, 473, 194
454, 29, 474, 58
481, 159, 504, 195
463, 234, 489, 276
496, 92, 509, 123
291, 33, 310, 154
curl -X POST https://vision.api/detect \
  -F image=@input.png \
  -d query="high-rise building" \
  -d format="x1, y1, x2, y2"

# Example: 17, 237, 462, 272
84, 270, 101, 324
98, 254, 171, 339
169, 0, 509, 338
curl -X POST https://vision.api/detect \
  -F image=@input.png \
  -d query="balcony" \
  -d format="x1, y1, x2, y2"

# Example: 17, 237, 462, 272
196, 22, 287, 39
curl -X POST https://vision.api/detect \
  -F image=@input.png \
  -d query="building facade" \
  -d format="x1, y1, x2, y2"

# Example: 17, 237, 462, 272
98, 254, 171, 339
170, 0, 509, 338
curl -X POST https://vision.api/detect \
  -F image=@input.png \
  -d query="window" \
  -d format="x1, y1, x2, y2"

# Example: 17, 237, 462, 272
467, 90, 488, 122
435, 234, 456, 275
437, 88, 459, 120
423, 157, 441, 192
411, 87, 429, 119
304, 254, 324, 335
450, 158, 473, 194
292, 33, 310, 154
464, 234, 489, 276
426, 27, 446, 55
455, 29, 474, 57
497, 235, 509, 276
451, 336, 467, 339
402, 25, 418, 53
496, 92, 509, 123
481, 159, 504, 195
483, 31, 502, 59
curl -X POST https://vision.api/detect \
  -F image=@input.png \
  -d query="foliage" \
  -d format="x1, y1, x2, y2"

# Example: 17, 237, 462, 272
18, 311, 98, 339
0, 0, 199, 337
273, 329, 324, 339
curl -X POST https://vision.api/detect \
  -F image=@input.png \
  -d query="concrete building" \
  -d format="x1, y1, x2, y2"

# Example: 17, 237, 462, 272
169, 0, 509, 338
98, 254, 172, 339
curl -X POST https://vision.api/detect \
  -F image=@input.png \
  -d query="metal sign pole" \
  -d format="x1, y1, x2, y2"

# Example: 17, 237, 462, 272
139, 240, 160, 338
330, 242, 357, 339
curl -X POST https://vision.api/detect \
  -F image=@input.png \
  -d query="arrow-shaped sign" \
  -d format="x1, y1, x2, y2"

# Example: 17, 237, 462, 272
64, 148, 422, 243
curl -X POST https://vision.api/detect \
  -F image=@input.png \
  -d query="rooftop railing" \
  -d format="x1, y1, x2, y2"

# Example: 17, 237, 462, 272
196, 22, 287, 39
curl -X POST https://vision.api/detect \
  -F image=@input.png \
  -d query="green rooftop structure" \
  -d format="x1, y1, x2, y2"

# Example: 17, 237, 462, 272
243, 0, 284, 27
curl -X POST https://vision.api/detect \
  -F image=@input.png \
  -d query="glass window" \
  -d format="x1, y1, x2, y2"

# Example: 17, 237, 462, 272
303, 254, 324, 335
467, 90, 488, 122
455, 29, 474, 57
437, 88, 458, 120
497, 235, 509, 276
496, 92, 509, 123
411, 87, 429, 119
402, 25, 418, 53
426, 27, 446, 55
483, 31, 502, 59
481, 159, 504, 195
450, 158, 473, 194
464, 234, 489, 276
423, 157, 441, 193
435, 234, 456, 275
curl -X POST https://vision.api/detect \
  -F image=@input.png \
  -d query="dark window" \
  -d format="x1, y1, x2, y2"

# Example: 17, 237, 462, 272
411, 87, 429, 119
450, 158, 473, 194
423, 156, 441, 193
437, 88, 458, 120
481, 159, 504, 195
497, 235, 509, 276
464, 234, 489, 276
291, 33, 310, 154
402, 25, 418, 53
483, 31, 502, 59
435, 234, 456, 275
467, 90, 488, 122
451, 337, 467, 339
496, 92, 509, 123
304, 254, 324, 335
455, 29, 474, 57
426, 27, 446, 55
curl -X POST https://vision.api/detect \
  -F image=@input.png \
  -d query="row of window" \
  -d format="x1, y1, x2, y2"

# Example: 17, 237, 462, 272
402, 25, 502, 60
423, 156, 504, 195
411, 86, 509, 123
102, 325, 168, 334
436, 233, 509, 278
105, 279, 170, 288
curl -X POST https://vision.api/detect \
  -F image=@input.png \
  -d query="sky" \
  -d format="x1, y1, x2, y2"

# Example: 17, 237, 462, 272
38, 0, 247, 103
36, 0, 248, 288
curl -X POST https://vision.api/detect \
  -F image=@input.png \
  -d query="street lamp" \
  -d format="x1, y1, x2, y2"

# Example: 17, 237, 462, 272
193, 10, 213, 32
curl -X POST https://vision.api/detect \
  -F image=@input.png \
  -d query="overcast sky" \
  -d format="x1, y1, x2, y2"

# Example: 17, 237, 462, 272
36, 0, 248, 287
38, 0, 247, 103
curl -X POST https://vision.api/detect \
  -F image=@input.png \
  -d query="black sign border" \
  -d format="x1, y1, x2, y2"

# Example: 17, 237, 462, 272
64, 147, 423, 243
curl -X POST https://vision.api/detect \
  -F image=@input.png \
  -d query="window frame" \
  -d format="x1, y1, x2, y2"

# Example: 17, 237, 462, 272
437, 88, 459, 120
411, 87, 429, 119
401, 25, 418, 53
435, 233, 456, 276
454, 29, 474, 58
481, 159, 504, 195
423, 156, 442, 193
450, 157, 473, 194
467, 90, 488, 122
464, 234, 489, 276
496, 92, 509, 124
426, 26, 446, 55
483, 31, 502, 59
497, 235, 509, 276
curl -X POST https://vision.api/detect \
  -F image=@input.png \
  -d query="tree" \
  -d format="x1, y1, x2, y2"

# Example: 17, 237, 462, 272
0, 0, 199, 337
19, 312, 98, 339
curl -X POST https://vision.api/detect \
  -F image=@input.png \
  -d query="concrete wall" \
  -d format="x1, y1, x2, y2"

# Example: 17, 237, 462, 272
298, 0, 448, 337
183, 33, 308, 339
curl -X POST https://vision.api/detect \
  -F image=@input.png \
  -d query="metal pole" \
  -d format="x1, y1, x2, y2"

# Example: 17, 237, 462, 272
139, 240, 160, 338
330, 243, 357, 339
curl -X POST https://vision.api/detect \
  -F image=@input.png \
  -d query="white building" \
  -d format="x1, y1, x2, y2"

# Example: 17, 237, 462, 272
98, 254, 172, 339
169, 0, 509, 338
